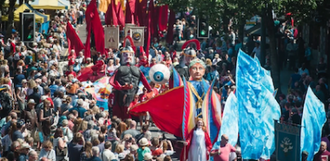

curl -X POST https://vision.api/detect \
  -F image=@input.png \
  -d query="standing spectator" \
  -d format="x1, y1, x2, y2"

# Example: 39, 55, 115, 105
68, 133, 85, 161
121, 120, 139, 139
0, 85, 13, 119
38, 140, 56, 161
137, 138, 151, 161
81, 142, 93, 161
88, 147, 102, 161
39, 99, 53, 138
101, 141, 115, 161
53, 128, 68, 161
210, 134, 236, 161
18, 143, 30, 161
251, 41, 261, 61
314, 141, 330, 160
28, 151, 38, 161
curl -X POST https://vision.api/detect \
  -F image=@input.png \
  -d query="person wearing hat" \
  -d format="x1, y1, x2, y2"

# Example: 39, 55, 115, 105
129, 144, 138, 160
24, 99, 38, 138
12, 120, 25, 142
143, 153, 153, 161
18, 143, 31, 161
137, 138, 151, 161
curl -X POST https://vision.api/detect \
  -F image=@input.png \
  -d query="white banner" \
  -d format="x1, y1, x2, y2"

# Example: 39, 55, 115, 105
125, 24, 136, 37
130, 27, 145, 47
104, 26, 119, 50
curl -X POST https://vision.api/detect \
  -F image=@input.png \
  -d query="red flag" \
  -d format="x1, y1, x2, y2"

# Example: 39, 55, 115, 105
85, 0, 106, 56
66, 22, 85, 55
125, 0, 136, 24
145, 0, 152, 62
152, 5, 160, 39
105, 0, 113, 25
137, 0, 147, 26
166, 9, 175, 44
114, 0, 125, 27
134, 0, 140, 25
105, 0, 125, 27
158, 5, 168, 31
84, 0, 95, 58
129, 86, 184, 137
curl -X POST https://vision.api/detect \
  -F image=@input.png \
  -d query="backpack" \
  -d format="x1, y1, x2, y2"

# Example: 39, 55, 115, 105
63, 127, 73, 142
0, 91, 11, 110
36, 102, 44, 122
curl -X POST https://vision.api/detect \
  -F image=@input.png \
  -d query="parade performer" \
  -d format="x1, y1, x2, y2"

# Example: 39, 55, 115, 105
138, 47, 148, 67
181, 118, 212, 161
109, 36, 152, 119
77, 60, 106, 82
174, 39, 200, 80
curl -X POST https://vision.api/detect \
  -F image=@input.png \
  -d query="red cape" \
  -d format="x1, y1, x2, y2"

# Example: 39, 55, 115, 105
129, 86, 184, 137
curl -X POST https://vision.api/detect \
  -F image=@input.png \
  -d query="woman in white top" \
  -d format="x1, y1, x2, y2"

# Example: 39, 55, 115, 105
53, 128, 69, 161
0, 60, 9, 77
39, 140, 56, 161
49, 65, 60, 78
107, 59, 116, 75
114, 58, 121, 69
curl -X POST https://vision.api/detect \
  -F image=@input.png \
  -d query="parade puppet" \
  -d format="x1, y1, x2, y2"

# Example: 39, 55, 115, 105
174, 39, 200, 80
109, 36, 152, 119
129, 40, 222, 157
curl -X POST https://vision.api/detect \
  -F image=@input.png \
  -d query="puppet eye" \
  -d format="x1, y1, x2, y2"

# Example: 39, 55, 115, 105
149, 64, 170, 84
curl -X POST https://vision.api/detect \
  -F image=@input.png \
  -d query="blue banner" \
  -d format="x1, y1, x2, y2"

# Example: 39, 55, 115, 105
213, 92, 238, 149
236, 50, 281, 160
301, 87, 326, 161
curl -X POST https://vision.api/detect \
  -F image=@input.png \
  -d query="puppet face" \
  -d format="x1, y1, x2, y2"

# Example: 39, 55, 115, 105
189, 63, 205, 80
122, 52, 134, 64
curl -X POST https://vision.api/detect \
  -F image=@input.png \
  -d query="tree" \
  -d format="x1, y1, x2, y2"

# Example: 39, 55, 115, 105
229, 0, 322, 92
6, 0, 16, 39
159, 0, 324, 92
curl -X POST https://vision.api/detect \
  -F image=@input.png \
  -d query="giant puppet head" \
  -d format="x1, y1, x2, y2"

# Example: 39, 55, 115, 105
179, 39, 201, 67
189, 58, 206, 81
120, 36, 136, 66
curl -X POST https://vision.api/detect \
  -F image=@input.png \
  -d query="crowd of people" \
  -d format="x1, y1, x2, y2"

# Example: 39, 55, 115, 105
0, 0, 328, 161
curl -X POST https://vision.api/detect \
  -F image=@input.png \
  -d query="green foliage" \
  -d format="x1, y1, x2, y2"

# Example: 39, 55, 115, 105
159, 0, 327, 32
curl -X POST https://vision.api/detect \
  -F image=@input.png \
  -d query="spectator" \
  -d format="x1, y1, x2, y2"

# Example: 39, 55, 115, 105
121, 120, 139, 139
38, 141, 56, 161
68, 133, 84, 161
211, 134, 236, 161
101, 141, 115, 161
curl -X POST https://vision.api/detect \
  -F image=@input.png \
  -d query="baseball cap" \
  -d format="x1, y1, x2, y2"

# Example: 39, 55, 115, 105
17, 120, 25, 128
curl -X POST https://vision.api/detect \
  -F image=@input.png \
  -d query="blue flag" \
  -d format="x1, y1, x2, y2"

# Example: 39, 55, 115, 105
236, 50, 281, 159
213, 92, 238, 149
301, 87, 326, 161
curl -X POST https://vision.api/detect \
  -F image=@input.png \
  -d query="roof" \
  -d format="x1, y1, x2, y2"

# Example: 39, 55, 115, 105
1, 3, 50, 23
4, 0, 70, 10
